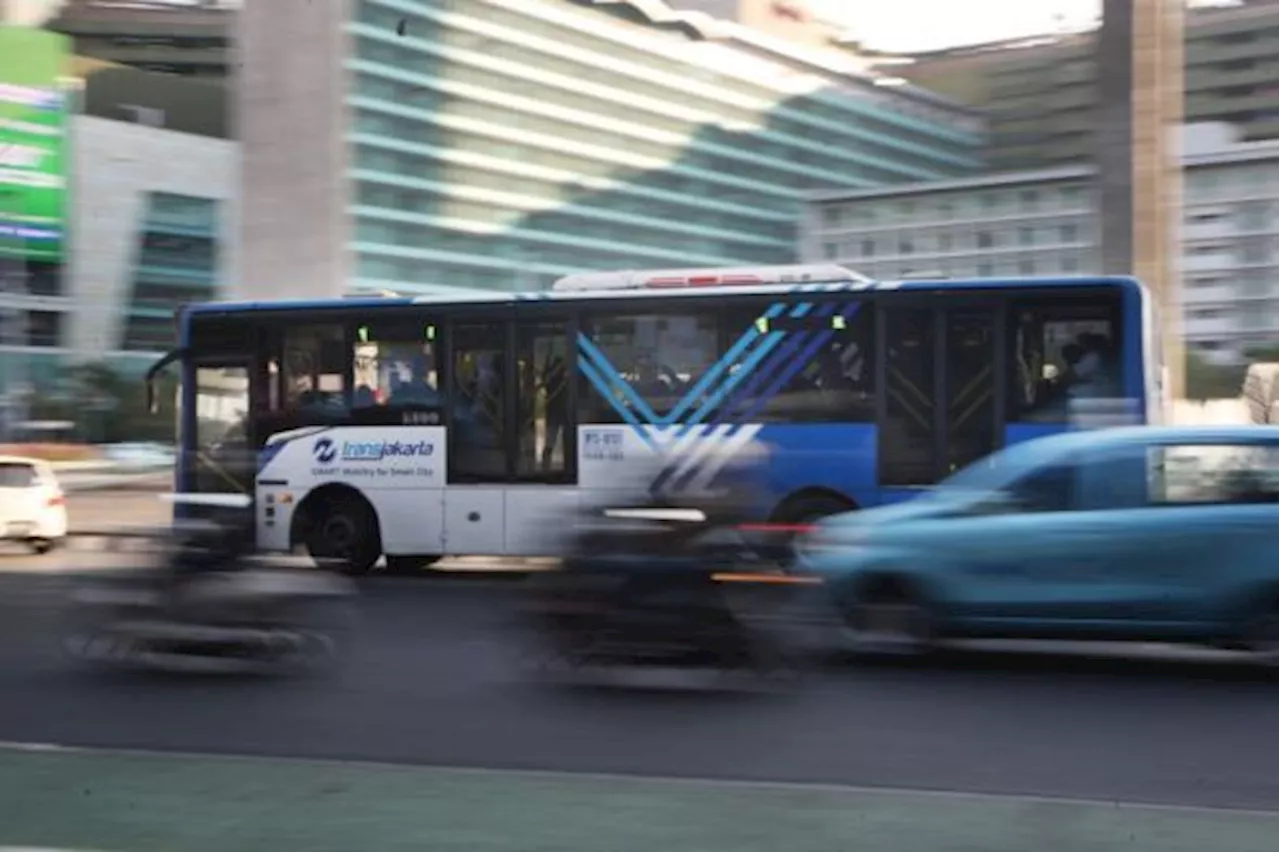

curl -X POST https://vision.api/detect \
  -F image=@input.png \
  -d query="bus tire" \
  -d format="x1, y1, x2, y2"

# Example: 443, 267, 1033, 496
300, 492, 382, 576
775, 492, 856, 527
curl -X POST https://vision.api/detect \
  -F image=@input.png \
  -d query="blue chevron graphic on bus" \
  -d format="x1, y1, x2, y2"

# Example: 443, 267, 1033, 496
576, 300, 864, 445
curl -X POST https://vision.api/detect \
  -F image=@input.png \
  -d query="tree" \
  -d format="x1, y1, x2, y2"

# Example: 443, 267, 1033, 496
29, 361, 176, 444
1184, 350, 1246, 401
1243, 344, 1279, 364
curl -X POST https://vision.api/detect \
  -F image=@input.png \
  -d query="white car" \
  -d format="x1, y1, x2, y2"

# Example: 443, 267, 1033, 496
0, 456, 68, 554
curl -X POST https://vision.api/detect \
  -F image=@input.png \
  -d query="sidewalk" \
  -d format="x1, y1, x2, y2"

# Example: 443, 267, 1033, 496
0, 746, 1273, 852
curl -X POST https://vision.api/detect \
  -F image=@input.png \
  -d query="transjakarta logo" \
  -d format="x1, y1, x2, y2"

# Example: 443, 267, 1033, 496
312, 436, 432, 463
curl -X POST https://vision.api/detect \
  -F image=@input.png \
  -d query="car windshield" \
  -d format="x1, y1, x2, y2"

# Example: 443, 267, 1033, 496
936, 440, 1060, 492
0, 463, 37, 488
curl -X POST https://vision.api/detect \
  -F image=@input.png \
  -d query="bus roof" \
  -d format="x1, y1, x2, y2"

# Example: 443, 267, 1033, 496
551, 264, 870, 292
184, 276, 1146, 317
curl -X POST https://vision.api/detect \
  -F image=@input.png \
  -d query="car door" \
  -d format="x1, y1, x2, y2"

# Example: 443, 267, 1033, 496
936, 459, 1125, 633
1085, 439, 1280, 630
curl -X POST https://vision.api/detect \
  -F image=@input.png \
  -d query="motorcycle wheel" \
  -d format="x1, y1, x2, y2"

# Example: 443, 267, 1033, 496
268, 599, 355, 677
60, 605, 140, 671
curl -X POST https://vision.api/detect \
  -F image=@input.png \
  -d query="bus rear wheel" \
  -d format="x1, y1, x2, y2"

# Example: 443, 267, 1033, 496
304, 497, 381, 576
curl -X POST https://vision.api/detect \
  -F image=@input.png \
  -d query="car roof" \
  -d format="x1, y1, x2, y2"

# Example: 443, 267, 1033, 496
1040, 424, 1279, 454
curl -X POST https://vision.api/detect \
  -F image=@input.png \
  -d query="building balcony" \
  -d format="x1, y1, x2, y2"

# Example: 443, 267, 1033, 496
1181, 284, 1239, 305
1182, 251, 1237, 273
1185, 316, 1243, 337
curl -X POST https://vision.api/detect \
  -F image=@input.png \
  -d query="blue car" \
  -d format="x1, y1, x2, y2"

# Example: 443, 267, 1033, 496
796, 425, 1278, 661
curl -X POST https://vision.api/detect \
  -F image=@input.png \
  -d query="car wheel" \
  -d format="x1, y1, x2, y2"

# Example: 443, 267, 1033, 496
841, 581, 936, 657
29, 539, 56, 555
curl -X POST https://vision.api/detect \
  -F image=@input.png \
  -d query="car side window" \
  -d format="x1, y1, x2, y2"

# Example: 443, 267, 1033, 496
0, 463, 37, 488
1149, 443, 1279, 506
1007, 463, 1077, 512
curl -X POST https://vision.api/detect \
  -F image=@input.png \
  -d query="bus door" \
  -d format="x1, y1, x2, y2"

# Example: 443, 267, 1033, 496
183, 356, 256, 497
878, 302, 1002, 489
445, 314, 576, 556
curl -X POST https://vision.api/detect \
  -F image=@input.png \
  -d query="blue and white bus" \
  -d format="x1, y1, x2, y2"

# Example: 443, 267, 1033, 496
146, 265, 1161, 573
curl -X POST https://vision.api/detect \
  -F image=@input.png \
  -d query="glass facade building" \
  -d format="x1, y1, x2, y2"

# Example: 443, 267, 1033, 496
240, 0, 983, 299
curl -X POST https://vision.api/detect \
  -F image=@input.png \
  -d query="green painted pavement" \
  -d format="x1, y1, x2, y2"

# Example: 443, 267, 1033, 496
0, 747, 1274, 852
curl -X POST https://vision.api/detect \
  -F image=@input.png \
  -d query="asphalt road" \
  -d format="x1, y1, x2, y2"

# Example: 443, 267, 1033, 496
0, 488, 1274, 824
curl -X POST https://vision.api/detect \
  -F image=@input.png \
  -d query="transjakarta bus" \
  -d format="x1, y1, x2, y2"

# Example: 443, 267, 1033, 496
146, 265, 1161, 573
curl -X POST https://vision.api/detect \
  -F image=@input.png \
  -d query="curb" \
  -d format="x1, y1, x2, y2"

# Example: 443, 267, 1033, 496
60, 473, 171, 493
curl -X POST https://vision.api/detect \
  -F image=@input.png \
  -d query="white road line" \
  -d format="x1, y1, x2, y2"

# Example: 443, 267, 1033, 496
0, 739, 1270, 817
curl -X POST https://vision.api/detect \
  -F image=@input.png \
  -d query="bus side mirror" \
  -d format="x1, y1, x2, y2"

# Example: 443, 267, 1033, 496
146, 381, 158, 415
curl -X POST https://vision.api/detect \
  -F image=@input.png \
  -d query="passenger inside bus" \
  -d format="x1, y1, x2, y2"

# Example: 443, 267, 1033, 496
1024, 331, 1122, 420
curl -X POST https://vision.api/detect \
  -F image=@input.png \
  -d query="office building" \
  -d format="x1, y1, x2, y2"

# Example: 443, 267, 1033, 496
66, 113, 236, 368
1, 26, 233, 385
238, 0, 982, 301
45, 0, 234, 81
894, 0, 1278, 171
802, 123, 1279, 364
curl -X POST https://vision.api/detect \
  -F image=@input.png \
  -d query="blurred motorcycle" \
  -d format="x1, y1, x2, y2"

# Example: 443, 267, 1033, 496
523, 442, 817, 687
62, 494, 357, 676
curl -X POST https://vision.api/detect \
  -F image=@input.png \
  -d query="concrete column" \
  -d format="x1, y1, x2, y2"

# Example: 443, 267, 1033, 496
1097, 0, 1185, 403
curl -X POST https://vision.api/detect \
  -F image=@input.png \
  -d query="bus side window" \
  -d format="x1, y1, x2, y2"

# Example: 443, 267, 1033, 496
1008, 298, 1121, 424
577, 310, 719, 425
718, 300, 875, 424
350, 319, 441, 424
282, 325, 349, 420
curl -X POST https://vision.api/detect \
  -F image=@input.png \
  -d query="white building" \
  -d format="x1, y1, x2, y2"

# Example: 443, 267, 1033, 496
802, 123, 1279, 364
1, 113, 235, 389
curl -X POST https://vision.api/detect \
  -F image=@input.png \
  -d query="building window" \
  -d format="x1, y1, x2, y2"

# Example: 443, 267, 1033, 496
938, 232, 953, 251
822, 206, 842, 227
1238, 202, 1276, 232
1061, 255, 1079, 272
1019, 227, 1035, 246
1059, 223, 1079, 243
899, 238, 914, 255
977, 262, 994, 276
1018, 258, 1036, 275
25, 311, 62, 348
977, 231, 994, 249
1241, 238, 1277, 265
1020, 189, 1039, 211
861, 239, 875, 257
823, 242, 839, 260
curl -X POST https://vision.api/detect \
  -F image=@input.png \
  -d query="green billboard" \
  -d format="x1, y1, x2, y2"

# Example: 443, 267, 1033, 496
0, 27, 72, 263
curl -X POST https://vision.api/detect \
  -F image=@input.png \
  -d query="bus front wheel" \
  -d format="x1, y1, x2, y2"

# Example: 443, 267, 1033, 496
303, 495, 382, 576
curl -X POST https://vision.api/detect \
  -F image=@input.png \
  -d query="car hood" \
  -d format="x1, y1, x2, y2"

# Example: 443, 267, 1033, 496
819, 488, 986, 532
